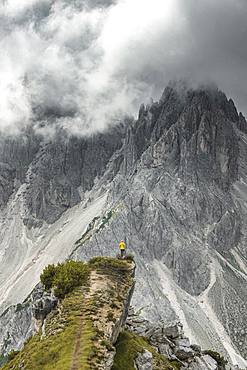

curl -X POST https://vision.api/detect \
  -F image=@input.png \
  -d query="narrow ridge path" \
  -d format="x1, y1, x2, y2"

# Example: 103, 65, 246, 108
70, 315, 85, 370
69, 271, 108, 370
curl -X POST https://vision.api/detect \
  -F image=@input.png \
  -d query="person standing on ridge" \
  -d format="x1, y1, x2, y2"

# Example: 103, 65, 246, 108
119, 240, 126, 259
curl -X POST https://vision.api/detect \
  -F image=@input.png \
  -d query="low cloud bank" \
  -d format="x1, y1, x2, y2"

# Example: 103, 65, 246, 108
0, 0, 246, 135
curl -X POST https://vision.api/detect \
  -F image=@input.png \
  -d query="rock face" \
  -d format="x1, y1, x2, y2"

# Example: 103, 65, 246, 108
31, 284, 58, 323
0, 303, 34, 358
0, 163, 15, 209
0, 83, 247, 367
135, 350, 153, 370
0, 127, 123, 225
0, 284, 57, 357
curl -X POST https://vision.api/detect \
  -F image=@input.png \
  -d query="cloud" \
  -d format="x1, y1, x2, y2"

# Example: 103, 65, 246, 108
0, 0, 247, 135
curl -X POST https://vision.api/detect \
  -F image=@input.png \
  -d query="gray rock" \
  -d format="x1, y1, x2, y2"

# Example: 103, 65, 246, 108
158, 343, 173, 359
0, 284, 56, 355
174, 345, 195, 361
32, 287, 58, 323
163, 323, 184, 339
184, 355, 218, 370
191, 344, 202, 354
0, 302, 34, 356
0, 162, 15, 209
174, 338, 191, 348
135, 350, 153, 370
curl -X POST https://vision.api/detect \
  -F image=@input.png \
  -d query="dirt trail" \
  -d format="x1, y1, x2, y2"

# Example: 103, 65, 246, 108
87, 270, 108, 296
69, 271, 109, 370
70, 315, 85, 370
69, 262, 135, 370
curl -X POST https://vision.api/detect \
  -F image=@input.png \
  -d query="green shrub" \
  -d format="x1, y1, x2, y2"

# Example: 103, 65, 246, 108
204, 350, 228, 369
89, 256, 131, 270
125, 254, 135, 262
107, 312, 114, 321
97, 211, 113, 232
8, 350, 19, 361
0, 355, 7, 366
15, 303, 23, 312
40, 264, 57, 290
112, 331, 180, 370
40, 261, 90, 299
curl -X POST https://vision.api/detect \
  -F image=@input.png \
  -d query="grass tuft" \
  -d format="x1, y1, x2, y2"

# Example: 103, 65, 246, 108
203, 350, 228, 368
112, 331, 181, 370
88, 256, 133, 270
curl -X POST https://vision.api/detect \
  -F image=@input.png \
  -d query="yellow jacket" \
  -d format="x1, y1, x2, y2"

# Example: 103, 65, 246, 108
119, 241, 126, 250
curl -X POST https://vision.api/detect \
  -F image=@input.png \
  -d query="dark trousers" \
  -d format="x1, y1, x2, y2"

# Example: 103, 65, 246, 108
120, 249, 125, 258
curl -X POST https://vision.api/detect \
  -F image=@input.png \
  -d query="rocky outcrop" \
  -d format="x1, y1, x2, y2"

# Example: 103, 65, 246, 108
31, 284, 58, 325
0, 284, 57, 357
85, 258, 136, 369
0, 303, 34, 358
127, 307, 228, 370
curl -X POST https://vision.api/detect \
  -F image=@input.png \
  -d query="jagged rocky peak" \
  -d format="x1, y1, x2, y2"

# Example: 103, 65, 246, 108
144, 81, 246, 135
0, 81, 245, 222
124, 82, 246, 189
0, 123, 125, 226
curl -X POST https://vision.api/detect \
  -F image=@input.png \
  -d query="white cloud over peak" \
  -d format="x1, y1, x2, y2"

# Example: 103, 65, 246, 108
0, 0, 247, 135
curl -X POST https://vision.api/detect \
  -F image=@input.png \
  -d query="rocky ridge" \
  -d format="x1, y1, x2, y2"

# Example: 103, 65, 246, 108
1, 257, 136, 370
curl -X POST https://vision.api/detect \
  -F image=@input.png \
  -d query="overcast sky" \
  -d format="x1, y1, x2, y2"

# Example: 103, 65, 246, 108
0, 0, 247, 135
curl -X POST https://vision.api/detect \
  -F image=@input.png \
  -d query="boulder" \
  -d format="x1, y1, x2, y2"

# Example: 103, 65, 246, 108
183, 355, 218, 370
174, 345, 195, 361
191, 344, 202, 355
32, 288, 58, 323
174, 338, 191, 348
135, 350, 153, 370
158, 343, 173, 359
163, 323, 183, 339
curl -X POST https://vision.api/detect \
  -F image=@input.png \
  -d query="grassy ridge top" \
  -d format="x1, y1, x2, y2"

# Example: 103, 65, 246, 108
3, 257, 135, 370
4, 288, 95, 370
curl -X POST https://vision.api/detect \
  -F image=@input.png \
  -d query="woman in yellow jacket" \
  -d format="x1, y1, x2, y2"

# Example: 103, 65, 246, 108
119, 240, 126, 258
